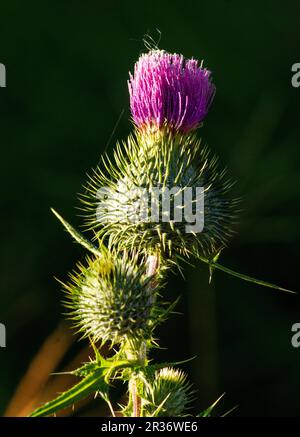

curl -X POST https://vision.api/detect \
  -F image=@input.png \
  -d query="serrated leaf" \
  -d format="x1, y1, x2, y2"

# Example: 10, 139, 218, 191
30, 366, 108, 417
30, 356, 135, 417
72, 361, 100, 378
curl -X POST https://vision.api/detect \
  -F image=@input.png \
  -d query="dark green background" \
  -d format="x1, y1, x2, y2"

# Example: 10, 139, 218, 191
0, 0, 299, 416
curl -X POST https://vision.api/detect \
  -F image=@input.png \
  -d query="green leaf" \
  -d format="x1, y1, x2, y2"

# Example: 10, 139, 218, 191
72, 361, 100, 378
208, 248, 224, 284
199, 254, 296, 294
30, 354, 136, 417
198, 393, 225, 417
51, 208, 103, 257
30, 366, 108, 417
144, 357, 196, 374
151, 393, 171, 417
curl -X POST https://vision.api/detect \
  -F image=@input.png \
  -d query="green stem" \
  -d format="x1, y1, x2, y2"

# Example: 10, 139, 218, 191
125, 339, 146, 417
127, 253, 160, 417
129, 368, 142, 417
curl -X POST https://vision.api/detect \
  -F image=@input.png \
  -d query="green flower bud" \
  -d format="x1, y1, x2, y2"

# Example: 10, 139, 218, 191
82, 129, 238, 260
142, 367, 194, 417
62, 251, 163, 346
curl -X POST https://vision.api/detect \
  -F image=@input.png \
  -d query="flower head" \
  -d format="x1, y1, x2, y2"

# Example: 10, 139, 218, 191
128, 49, 215, 134
82, 131, 237, 260
63, 251, 163, 346
142, 367, 194, 417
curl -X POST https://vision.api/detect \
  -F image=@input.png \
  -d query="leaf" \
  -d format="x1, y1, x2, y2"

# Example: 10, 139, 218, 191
199, 254, 296, 294
51, 208, 103, 257
151, 393, 171, 417
30, 366, 108, 417
72, 361, 100, 378
198, 393, 225, 417
30, 355, 136, 417
146, 356, 196, 372
208, 248, 224, 284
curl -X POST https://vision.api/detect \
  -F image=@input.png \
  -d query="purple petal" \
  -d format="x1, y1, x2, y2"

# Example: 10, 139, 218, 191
128, 50, 216, 133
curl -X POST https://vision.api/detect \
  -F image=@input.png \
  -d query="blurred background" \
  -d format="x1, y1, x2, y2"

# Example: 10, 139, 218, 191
0, 0, 299, 417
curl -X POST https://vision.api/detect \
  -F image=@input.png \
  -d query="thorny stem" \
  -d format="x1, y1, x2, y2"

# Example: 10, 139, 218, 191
129, 376, 141, 417
128, 253, 160, 417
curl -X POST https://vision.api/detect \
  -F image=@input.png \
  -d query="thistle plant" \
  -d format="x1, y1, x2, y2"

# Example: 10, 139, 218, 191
31, 47, 293, 418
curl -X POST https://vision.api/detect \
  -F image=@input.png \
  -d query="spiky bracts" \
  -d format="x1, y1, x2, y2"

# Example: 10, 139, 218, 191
81, 129, 237, 260
62, 250, 164, 346
128, 50, 215, 133
142, 367, 194, 417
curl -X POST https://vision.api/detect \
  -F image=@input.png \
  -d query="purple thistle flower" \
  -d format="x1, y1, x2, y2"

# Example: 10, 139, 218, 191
128, 50, 216, 134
